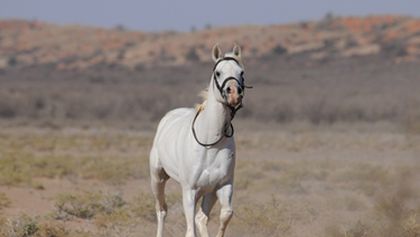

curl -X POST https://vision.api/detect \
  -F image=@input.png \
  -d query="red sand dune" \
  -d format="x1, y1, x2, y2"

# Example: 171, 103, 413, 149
0, 15, 419, 70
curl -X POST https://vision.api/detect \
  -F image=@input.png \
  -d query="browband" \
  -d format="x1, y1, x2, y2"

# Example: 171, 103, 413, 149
212, 57, 242, 71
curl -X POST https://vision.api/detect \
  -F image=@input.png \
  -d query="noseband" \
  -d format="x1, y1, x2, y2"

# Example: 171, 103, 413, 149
192, 57, 252, 147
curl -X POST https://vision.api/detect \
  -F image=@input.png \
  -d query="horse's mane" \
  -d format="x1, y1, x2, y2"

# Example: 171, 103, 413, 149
195, 53, 243, 112
195, 89, 208, 112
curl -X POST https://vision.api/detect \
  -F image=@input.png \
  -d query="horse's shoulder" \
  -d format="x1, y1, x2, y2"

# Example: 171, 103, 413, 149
157, 107, 195, 131
165, 107, 195, 119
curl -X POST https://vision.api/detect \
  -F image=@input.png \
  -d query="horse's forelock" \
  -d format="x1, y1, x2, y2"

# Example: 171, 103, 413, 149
223, 53, 244, 69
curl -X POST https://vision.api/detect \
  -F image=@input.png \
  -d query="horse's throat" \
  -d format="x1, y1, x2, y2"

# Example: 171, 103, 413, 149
200, 96, 230, 141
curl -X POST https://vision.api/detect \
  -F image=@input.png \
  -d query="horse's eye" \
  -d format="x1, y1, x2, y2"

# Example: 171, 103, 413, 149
215, 71, 221, 77
240, 71, 244, 77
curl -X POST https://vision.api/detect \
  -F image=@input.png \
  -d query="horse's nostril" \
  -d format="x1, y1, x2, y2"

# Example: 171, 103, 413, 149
226, 87, 232, 94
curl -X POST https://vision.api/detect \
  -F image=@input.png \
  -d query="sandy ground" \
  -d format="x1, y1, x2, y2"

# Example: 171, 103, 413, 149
0, 125, 419, 237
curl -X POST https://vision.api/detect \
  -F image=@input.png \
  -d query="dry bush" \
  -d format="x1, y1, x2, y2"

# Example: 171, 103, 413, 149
0, 56, 419, 128
54, 192, 125, 219
51, 190, 180, 234
35, 222, 70, 237
373, 172, 420, 237
403, 102, 420, 135
0, 214, 39, 237
185, 47, 200, 62
0, 192, 11, 211
0, 215, 92, 237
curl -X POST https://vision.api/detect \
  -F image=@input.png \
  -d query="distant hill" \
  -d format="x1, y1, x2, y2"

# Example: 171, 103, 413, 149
0, 15, 419, 70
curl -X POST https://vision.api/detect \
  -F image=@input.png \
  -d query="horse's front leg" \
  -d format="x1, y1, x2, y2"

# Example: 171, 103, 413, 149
215, 183, 234, 237
195, 192, 217, 237
182, 187, 199, 237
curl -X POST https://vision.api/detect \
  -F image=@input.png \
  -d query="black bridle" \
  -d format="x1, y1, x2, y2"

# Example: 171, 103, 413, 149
192, 57, 252, 147
213, 56, 253, 118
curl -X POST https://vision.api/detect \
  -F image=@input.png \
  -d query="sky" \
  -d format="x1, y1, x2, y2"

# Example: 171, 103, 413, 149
1, 0, 419, 32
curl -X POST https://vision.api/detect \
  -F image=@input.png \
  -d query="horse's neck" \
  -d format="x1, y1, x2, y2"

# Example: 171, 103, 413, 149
196, 81, 230, 143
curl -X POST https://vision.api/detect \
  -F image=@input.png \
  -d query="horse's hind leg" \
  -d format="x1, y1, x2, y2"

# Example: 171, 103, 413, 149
150, 150, 169, 237
151, 169, 169, 237
195, 192, 217, 237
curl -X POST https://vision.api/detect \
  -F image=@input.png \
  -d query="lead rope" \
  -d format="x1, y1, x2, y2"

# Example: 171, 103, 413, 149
191, 109, 234, 148
191, 56, 253, 147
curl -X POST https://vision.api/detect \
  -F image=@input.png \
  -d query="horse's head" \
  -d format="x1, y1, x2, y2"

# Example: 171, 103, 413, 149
211, 44, 246, 111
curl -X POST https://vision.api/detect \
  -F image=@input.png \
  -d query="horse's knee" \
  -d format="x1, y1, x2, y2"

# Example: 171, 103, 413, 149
216, 208, 233, 237
195, 209, 208, 226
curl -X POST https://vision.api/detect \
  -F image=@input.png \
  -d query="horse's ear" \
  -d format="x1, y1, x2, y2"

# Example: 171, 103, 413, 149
212, 44, 222, 62
232, 44, 242, 58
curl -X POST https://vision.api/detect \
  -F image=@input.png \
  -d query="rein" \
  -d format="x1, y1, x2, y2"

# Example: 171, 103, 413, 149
191, 57, 252, 147
192, 109, 234, 147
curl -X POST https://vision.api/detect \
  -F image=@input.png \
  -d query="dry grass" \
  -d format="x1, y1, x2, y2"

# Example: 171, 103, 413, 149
230, 127, 420, 237
0, 129, 151, 186
234, 197, 293, 236
51, 189, 181, 236
323, 169, 420, 237
0, 124, 418, 236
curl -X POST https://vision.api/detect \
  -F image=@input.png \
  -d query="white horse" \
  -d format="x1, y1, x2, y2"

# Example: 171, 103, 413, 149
149, 45, 249, 237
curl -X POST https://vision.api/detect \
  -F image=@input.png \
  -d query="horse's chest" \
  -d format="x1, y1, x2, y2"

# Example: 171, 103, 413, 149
196, 151, 235, 190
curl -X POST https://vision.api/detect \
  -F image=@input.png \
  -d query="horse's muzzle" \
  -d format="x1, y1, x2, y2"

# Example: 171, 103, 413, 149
225, 84, 243, 108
